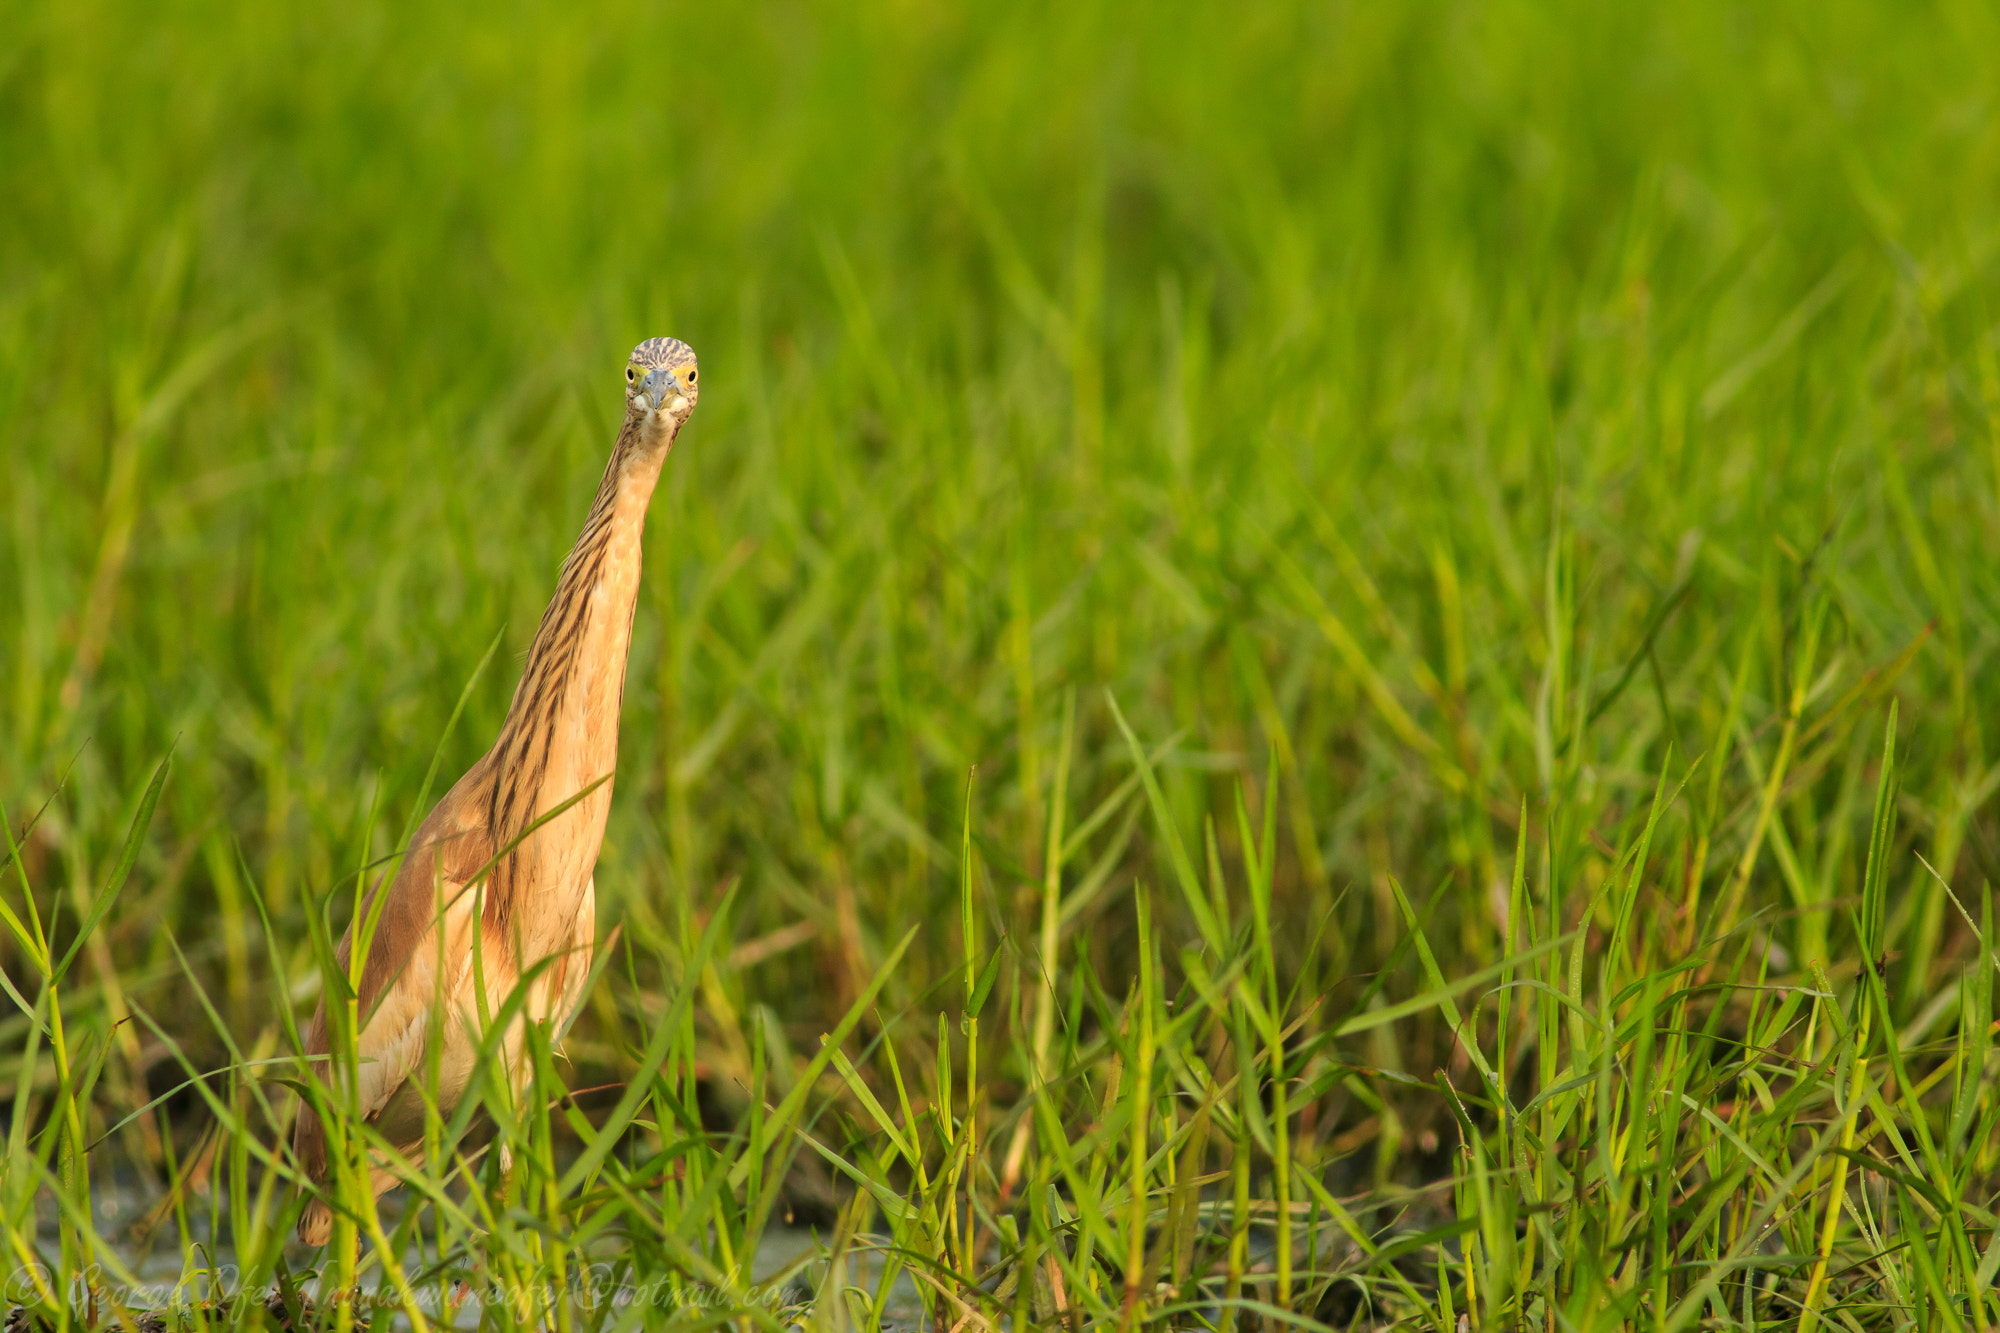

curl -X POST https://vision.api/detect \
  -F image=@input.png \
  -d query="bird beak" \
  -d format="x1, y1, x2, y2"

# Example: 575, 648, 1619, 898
640, 367, 677, 413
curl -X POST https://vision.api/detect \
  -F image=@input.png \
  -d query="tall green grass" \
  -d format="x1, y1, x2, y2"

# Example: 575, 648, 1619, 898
5, 0, 2000, 1327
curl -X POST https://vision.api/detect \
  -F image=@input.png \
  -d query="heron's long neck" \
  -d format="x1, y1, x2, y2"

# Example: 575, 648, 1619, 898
485, 417, 671, 915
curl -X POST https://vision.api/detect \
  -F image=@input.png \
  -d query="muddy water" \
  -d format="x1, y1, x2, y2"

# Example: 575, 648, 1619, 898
24, 1179, 925, 1330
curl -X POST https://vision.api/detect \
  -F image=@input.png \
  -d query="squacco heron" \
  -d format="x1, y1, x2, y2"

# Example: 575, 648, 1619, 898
291, 337, 699, 1244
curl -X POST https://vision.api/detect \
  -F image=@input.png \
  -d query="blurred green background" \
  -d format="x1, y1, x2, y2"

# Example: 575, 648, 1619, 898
4, 0, 1999, 1097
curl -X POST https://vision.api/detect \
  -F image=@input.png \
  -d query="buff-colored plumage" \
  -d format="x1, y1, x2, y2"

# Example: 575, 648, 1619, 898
291, 338, 699, 1244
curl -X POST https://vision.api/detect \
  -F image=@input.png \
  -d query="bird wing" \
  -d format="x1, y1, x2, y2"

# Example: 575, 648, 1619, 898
292, 765, 497, 1181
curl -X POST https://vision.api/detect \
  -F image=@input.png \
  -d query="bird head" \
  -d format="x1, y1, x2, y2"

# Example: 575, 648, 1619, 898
624, 337, 699, 427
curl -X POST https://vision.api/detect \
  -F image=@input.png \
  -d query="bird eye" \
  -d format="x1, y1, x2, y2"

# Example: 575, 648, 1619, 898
686, 369, 697, 384
626, 367, 636, 382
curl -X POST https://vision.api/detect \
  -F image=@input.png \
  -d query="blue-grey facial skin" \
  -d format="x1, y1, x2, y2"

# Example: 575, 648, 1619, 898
638, 365, 677, 410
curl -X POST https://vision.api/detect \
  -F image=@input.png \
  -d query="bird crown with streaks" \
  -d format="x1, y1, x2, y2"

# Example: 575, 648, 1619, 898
630, 336, 695, 369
